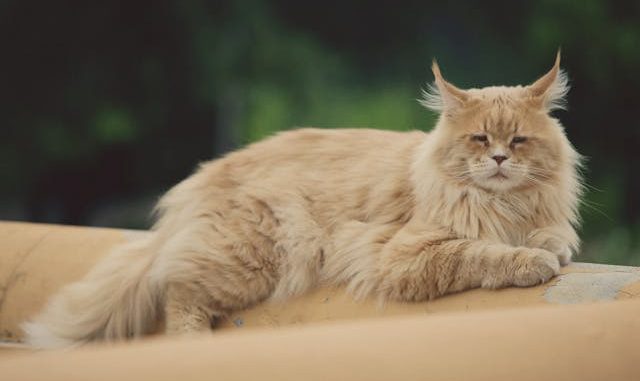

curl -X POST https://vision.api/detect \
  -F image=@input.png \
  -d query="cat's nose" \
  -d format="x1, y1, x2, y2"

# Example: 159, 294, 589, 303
492, 155, 508, 165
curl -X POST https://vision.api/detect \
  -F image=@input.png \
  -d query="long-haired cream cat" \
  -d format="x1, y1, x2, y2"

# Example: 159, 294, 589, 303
24, 53, 582, 348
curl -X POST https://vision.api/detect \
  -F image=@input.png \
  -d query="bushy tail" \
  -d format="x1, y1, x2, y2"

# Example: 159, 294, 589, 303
22, 236, 162, 349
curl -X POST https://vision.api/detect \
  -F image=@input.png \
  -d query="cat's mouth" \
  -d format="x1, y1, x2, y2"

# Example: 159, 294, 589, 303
489, 171, 509, 180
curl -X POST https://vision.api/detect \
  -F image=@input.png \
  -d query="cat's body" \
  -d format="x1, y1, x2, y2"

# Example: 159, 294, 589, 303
24, 54, 582, 348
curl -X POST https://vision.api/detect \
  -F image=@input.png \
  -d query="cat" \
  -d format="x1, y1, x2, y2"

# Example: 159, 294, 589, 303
23, 52, 582, 348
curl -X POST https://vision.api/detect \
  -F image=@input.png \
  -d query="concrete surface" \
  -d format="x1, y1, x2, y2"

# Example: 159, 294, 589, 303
1, 299, 639, 381
1, 221, 640, 344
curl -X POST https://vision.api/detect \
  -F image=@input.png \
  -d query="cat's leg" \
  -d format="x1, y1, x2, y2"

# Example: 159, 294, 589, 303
268, 200, 327, 301
322, 220, 402, 299
153, 210, 281, 336
526, 224, 579, 266
160, 242, 279, 336
164, 282, 216, 335
375, 226, 560, 302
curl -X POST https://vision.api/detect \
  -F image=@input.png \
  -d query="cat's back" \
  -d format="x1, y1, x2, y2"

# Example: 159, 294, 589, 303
158, 128, 426, 234
238, 127, 425, 165
195, 128, 427, 196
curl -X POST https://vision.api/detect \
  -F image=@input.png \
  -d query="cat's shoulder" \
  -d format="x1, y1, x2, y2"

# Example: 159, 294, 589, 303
270, 127, 428, 144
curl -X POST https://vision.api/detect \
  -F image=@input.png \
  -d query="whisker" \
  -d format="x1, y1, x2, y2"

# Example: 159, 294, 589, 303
580, 199, 613, 222
582, 182, 604, 193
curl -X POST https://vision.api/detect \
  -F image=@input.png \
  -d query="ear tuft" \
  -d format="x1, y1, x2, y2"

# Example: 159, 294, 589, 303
419, 59, 469, 114
546, 68, 570, 111
418, 83, 443, 112
527, 50, 571, 111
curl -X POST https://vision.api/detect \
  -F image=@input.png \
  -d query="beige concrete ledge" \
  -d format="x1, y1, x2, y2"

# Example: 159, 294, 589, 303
1, 300, 639, 381
1, 221, 640, 345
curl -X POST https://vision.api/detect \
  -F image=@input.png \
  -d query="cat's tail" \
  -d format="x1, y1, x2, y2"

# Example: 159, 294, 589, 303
22, 236, 162, 349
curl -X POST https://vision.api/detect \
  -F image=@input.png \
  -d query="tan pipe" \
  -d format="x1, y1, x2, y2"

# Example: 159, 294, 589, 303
1, 221, 640, 343
1, 300, 639, 380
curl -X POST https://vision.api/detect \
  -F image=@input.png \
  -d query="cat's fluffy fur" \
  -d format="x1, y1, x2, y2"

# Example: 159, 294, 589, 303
23, 53, 582, 348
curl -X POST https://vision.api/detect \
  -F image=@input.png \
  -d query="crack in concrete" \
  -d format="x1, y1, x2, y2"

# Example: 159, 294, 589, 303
0, 230, 51, 314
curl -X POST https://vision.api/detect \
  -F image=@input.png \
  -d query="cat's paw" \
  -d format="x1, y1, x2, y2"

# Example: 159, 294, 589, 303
525, 229, 573, 267
537, 240, 572, 267
556, 245, 572, 266
512, 248, 560, 287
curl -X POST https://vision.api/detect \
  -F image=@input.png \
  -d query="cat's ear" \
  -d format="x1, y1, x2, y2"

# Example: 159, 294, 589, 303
420, 60, 470, 114
525, 51, 570, 112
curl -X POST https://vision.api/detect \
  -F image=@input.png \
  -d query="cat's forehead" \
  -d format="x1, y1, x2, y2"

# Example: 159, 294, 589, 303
467, 85, 527, 102
464, 86, 534, 134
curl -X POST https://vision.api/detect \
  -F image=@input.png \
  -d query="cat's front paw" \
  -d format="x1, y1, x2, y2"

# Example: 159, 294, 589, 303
512, 248, 560, 287
526, 229, 573, 267
536, 240, 572, 267
555, 245, 572, 266
535, 242, 572, 267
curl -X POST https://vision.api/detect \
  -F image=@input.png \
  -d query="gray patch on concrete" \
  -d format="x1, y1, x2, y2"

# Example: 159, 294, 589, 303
545, 271, 640, 304
570, 262, 639, 272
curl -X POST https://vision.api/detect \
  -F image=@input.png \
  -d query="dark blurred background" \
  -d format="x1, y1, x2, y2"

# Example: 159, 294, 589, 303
1, 0, 638, 265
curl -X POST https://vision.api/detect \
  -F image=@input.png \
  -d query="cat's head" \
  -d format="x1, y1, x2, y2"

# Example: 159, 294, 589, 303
421, 52, 577, 193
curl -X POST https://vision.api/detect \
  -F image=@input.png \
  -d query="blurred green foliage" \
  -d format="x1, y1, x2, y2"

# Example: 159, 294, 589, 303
0, 0, 638, 265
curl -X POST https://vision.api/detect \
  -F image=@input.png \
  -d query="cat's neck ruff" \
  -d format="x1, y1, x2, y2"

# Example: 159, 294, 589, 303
414, 172, 535, 245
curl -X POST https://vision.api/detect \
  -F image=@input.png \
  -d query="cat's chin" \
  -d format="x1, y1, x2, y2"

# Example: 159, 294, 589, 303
473, 176, 523, 193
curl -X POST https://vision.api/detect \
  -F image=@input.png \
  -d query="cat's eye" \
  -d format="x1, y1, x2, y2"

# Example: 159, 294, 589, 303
471, 134, 488, 142
511, 136, 527, 144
